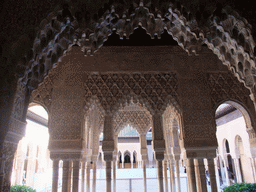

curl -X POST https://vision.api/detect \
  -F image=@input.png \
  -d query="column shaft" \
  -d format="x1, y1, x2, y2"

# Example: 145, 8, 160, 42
163, 160, 168, 192
169, 159, 176, 192
175, 160, 181, 192
234, 158, 242, 183
214, 158, 220, 192
207, 158, 217, 192
62, 160, 70, 192
72, 161, 80, 192
143, 160, 147, 192
194, 159, 207, 192
92, 162, 97, 192
112, 161, 116, 192
223, 160, 230, 186
186, 159, 196, 192
157, 160, 164, 192
81, 162, 86, 192
52, 160, 59, 192
106, 161, 112, 192
86, 162, 91, 192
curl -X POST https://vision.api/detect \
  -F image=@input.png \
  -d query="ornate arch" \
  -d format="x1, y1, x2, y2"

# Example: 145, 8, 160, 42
19, 1, 256, 105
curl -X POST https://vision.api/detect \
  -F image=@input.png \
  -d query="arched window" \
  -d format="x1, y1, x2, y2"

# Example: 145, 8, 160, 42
124, 151, 131, 163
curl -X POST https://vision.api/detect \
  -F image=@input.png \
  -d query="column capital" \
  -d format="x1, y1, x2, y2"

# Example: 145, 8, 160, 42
102, 140, 115, 152
184, 146, 217, 159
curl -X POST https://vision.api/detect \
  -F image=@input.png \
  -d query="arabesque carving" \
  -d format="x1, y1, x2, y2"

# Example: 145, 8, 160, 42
17, 1, 256, 105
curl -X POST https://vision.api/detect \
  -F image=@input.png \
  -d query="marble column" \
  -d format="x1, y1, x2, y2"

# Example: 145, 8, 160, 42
86, 162, 91, 192
251, 158, 256, 182
143, 160, 147, 192
68, 161, 72, 192
106, 160, 112, 192
102, 114, 114, 192
152, 113, 165, 192
62, 160, 70, 192
81, 162, 86, 192
207, 158, 217, 192
223, 160, 230, 186
234, 158, 242, 183
52, 159, 59, 192
157, 160, 164, 192
175, 159, 181, 192
194, 159, 207, 192
163, 160, 168, 192
72, 160, 80, 192
186, 158, 196, 192
214, 158, 220, 192
112, 160, 116, 192
169, 159, 176, 192
92, 162, 97, 192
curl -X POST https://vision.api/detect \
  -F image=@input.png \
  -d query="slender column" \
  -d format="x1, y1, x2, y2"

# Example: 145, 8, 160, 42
207, 158, 217, 192
106, 160, 112, 192
157, 160, 164, 192
102, 114, 114, 192
214, 158, 220, 192
143, 160, 147, 192
112, 160, 116, 192
186, 158, 196, 192
52, 159, 59, 192
68, 161, 72, 192
251, 158, 256, 182
62, 160, 70, 192
92, 162, 97, 192
194, 159, 207, 192
81, 162, 86, 192
175, 159, 181, 192
163, 160, 168, 192
234, 158, 242, 183
223, 160, 230, 186
122, 154, 124, 168
86, 162, 91, 192
72, 160, 80, 192
169, 159, 176, 192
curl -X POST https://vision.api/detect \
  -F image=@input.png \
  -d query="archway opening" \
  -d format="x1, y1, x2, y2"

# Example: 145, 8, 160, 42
215, 101, 255, 187
11, 103, 52, 191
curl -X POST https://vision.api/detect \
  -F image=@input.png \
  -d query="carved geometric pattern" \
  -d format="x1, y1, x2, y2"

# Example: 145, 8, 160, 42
31, 76, 53, 113
20, 2, 256, 100
83, 72, 179, 114
113, 110, 152, 135
207, 72, 251, 108
11, 79, 27, 121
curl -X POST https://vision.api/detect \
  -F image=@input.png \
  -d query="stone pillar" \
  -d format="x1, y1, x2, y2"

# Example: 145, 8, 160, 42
62, 160, 71, 192
175, 159, 181, 192
143, 160, 147, 192
92, 162, 97, 192
86, 162, 91, 192
251, 158, 256, 182
234, 158, 242, 183
163, 160, 168, 192
102, 114, 114, 192
207, 158, 217, 192
122, 153, 125, 169
186, 158, 196, 192
81, 162, 86, 192
223, 159, 230, 185
194, 159, 207, 192
52, 159, 59, 192
152, 113, 165, 192
214, 158, 221, 192
67, 161, 72, 192
112, 160, 116, 192
169, 158, 176, 192
72, 160, 80, 192
140, 133, 148, 192
157, 159, 164, 192
106, 160, 112, 192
